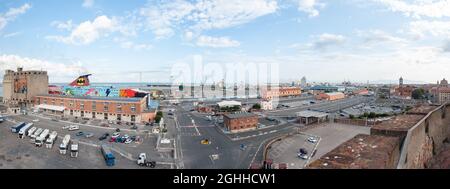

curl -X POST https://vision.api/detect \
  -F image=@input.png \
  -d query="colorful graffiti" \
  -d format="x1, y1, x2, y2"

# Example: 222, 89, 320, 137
62, 86, 148, 98
69, 74, 91, 87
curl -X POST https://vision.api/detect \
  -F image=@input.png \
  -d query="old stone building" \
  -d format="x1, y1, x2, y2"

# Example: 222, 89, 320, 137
2, 68, 49, 113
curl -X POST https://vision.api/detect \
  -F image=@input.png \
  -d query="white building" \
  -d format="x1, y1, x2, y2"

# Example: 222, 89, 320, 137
261, 100, 274, 110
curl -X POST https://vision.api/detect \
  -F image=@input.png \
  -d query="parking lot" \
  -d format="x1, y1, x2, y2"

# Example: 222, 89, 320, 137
303, 123, 371, 163
267, 133, 318, 169
0, 115, 175, 169
267, 123, 371, 168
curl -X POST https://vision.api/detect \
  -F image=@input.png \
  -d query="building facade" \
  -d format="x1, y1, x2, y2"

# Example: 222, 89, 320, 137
438, 88, 450, 104
2, 68, 49, 112
223, 112, 258, 133
261, 87, 301, 100
34, 95, 155, 124
261, 100, 274, 110
315, 92, 345, 101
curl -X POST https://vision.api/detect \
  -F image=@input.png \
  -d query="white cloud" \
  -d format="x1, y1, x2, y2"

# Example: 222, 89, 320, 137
51, 20, 73, 31
113, 38, 153, 50
298, 0, 324, 17
140, 0, 278, 39
0, 4, 31, 31
0, 54, 88, 81
196, 35, 240, 48
408, 20, 450, 38
357, 29, 408, 44
82, 0, 94, 8
47, 15, 117, 45
3, 32, 21, 38
311, 33, 346, 49
373, 0, 450, 18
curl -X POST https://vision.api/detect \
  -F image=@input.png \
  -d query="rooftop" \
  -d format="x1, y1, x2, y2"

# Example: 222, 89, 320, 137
371, 114, 424, 132
217, 100, 242, 107
308, 134, 400, 169
407, 105, 439, 115
223, 112, 257, 119
326, 92, 345, 96
36, 94, 144, 103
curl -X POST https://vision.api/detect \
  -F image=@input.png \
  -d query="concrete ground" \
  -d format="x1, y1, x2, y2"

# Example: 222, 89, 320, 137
304, 123, 371, 163
0, 116, 174, 169
266, 123, 371, 169
267, 133, 318, 169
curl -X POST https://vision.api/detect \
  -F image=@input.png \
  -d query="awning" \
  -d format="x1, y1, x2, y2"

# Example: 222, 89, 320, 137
36, 104, 66, 112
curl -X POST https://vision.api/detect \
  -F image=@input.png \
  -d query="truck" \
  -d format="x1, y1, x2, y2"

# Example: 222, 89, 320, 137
45, 131, 58, 149
26, 127, 37, 138
35, 129, 50, 147
11, 122, 26, 133
70, 142, 79, 158
30, 128, 43, 143
137, 153, 156, 168
101, 144, 115, 166
59, 134, 71, 154
18, 123, 33, 139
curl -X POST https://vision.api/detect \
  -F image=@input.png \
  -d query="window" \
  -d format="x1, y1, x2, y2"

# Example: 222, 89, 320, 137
131, 105, 136, 113
70, 110, 73, 116
131, 115, 136, 122
104, 102, 109, 112
92, 102, 96, 111
60, 100, 64, 106
117, 103, 122, 113
80, 102, 85, 110
43, 99, 47, 104
51, 99, 55, 105
69, 101, 74, 107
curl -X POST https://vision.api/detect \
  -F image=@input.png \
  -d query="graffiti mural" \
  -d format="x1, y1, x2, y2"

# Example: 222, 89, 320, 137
14, 77, 28, 94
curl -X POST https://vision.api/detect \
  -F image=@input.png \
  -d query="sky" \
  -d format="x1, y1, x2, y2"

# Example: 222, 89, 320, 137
0, 0, 450, 84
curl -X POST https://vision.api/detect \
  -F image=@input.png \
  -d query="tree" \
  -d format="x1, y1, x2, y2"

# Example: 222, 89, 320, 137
179, 84, 184, 91
155, 111, 163, 123
252, 103, 261, 110
412, 88, 425, 99
349, 114, 355, 119
368, 112, 377, 119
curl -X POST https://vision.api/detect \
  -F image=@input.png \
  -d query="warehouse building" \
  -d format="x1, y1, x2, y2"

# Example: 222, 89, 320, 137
315, 92, 345, 101
223, 112, 258, 133
34, 95, 156, 124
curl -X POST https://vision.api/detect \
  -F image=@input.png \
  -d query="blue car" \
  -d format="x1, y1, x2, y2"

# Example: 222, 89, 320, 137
76, 132, 84, 136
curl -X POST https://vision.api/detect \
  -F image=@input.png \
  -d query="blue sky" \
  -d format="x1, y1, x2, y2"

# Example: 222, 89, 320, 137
1, 0, 450, 84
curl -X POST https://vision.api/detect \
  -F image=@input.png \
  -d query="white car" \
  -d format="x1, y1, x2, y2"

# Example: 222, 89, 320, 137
32, 119, 39, 122
124, 139, 133, 144
298, 153, 308, 160
68, 125, 80, 131
112, 132, 120, 138
62, 125, 70, 130
122, 134, 129, 139
307, 137, 318, 143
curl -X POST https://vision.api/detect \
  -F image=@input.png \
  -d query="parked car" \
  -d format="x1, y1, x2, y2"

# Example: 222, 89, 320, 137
99, 133, 109, 141
32, 119, 39, 122
131, 125, 138, 130
112, 132, 120, 138
85, 133, 94, 138
115, 128, 121, 132
307, 137, 318, 143
298, 153, 308, 160
299, 148, 308, 155
125, 139, 133, 144
122, 135, 129, 140
76, 132, 84, 136
69, 125, 80, 131
62, 125, 70, 130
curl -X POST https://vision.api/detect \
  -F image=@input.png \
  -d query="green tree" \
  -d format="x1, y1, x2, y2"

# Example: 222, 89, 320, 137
368, 112, 377, 119
349, 114, 355, 119
252, 103, 261, 110
412, 88, 425, 99
155, 111, 163, 123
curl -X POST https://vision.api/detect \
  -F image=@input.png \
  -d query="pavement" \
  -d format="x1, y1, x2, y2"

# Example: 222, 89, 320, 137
1, 114, 176, 169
